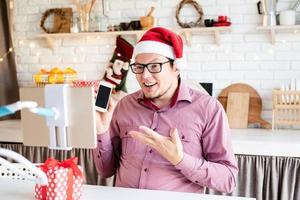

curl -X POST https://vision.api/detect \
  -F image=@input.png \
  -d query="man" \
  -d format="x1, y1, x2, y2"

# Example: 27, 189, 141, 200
93, 27, 238, 193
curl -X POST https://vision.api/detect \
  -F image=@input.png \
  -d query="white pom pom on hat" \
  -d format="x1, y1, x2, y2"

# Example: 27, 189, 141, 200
132, 27, 187, 69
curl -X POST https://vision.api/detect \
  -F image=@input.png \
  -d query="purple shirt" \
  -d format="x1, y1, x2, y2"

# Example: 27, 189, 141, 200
93, 82, 238, 193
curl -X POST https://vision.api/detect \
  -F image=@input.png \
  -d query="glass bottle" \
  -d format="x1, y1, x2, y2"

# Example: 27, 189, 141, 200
71, 14, 80, 33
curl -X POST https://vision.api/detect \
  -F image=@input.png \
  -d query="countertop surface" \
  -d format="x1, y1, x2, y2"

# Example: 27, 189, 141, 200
1, 120, 300, 157
231, 128, 300, 157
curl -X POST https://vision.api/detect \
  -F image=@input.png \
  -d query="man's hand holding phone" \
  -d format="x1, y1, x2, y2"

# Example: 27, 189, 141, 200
95, 97, 116, 134
94, 81, 115, 134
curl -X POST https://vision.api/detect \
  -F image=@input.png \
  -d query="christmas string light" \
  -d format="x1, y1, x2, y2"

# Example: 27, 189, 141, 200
0, 47, 13, 62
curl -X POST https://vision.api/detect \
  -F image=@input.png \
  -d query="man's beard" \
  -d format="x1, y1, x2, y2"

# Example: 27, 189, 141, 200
146, 82, 173, 100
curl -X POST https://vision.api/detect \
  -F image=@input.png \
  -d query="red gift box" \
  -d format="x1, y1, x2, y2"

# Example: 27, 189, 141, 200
34, 157, 84, 200
72, 80, 100, 89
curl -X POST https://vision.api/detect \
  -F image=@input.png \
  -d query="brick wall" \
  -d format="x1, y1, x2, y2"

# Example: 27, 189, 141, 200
12, 0, 300, 121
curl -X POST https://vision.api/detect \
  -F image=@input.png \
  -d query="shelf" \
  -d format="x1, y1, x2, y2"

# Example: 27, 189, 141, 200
179, 27, 231, 46
35, 30, 145, 49
35, 27, 232, 49
257, 25, 300, 44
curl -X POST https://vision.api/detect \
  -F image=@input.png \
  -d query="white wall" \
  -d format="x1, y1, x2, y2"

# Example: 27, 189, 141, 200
12, 0, 300, 121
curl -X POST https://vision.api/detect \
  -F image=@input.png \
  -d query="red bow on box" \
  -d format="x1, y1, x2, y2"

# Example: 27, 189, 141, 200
38, 157, 84, 200
40, 157, 82, 177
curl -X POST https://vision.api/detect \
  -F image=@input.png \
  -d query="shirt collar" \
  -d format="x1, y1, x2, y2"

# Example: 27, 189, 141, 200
137, 79, 192, 110
176, 80, 192, 103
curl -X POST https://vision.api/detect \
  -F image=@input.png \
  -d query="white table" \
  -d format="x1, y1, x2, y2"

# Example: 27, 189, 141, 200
0, 179, 254, 200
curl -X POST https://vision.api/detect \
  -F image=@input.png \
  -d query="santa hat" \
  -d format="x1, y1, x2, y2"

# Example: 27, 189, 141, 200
133, 27, 186, 69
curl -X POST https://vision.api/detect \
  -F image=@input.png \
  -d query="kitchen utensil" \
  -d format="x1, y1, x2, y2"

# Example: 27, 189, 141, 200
226, 92, 250, 129
130, 20, 142, 30
218, 16, 230, 23
72, 0, 96, 32
279, 10, 296, 25
272, 89, 300, 129
147, 6, 155, 17
213, 21, 232, 27
140, 6, 155, 30
290, 0, 300, 10
119, 22, 131, 31
257, 0, 278, 26
218, 83, 271, 129
204, 19, 214, 27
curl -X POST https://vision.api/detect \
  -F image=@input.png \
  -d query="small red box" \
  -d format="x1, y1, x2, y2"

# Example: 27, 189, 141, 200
34, 157, 84, 200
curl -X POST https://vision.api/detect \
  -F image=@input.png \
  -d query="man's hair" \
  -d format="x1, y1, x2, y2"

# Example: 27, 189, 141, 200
166, 57, 180, 79
167, 58, 174, 65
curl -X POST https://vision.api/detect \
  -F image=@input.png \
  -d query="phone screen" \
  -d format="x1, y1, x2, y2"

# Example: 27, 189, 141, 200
95, 84, 112, 110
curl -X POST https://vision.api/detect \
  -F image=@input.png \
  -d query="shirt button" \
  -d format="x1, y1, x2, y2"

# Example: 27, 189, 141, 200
98, 139, 102, 143
149, 149, 153, 153
144, 168, 148, 172
125, 132, 128, 135
181, 135, 185, 139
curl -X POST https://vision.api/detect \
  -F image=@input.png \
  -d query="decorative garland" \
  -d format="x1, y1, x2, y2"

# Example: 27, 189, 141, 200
175, 0, 204, 28
40, 8, 67, 33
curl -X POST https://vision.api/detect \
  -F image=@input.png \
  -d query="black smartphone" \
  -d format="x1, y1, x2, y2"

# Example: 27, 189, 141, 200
95, 81, 113, 112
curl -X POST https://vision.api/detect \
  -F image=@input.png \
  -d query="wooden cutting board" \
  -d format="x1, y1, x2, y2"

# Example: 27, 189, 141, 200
226, 92, 250, 128
218, 83, 271, 129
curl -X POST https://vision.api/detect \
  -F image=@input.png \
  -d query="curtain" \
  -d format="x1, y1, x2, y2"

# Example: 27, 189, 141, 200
205, 155, 300, 200
0, 0, 19, 120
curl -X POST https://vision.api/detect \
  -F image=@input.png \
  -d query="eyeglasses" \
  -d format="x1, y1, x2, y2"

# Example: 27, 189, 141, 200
129, 60, 172, 74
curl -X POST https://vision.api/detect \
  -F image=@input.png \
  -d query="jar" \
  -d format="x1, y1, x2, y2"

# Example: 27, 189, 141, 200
71, 15, 80, 33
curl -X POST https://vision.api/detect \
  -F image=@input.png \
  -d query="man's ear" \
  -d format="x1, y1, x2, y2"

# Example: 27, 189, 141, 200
172, 64, 180, 73
175, 68, 180, 76
172, 66, 180, 77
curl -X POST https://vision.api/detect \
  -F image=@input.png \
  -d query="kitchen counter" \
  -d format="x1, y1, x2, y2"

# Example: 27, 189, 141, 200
231, 128, 300, 158
1, 120, 300, 157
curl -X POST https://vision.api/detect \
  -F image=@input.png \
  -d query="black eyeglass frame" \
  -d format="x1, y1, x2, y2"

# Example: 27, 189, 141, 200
129, 59, 174, 74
